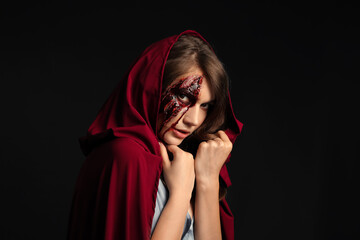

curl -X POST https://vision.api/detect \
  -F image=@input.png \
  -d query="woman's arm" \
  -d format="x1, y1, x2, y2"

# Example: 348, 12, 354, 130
151, 192, 191, 240
151, 143, 195, 240
194, 130, 233, 240
194, 178, 222, 240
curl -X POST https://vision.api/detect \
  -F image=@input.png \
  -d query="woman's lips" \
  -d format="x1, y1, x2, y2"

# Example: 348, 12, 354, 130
171, 128, 190, 139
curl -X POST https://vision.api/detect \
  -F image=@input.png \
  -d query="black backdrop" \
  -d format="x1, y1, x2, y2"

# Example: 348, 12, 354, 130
1, 1, 359, 239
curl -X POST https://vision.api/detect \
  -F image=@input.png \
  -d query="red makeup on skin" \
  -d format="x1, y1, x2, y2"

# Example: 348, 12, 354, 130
159, 75, 203, 139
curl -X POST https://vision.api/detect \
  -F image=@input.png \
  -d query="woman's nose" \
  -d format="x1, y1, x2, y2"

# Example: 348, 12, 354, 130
182, 105, 201, 127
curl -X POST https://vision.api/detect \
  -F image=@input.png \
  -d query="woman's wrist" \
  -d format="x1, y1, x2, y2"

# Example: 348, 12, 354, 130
169, 189, 193, 202
196, 177, 220, 194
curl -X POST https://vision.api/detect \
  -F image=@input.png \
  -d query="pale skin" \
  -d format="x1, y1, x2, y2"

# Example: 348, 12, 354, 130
151, 68, 233, 240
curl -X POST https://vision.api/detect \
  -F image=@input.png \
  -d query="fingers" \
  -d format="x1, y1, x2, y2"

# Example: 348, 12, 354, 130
205, 131, 231, 144
201, 130, 232, 151
160, 143, 190, 167
206, 133, 218, 140
207, 130, 229, 141
166, 144, 188, 158
166, 144, 195, 165
159, 142, 170, 168
216, 130, 233, 151
166, 144, 180, 154
159, 142, 181, 152
213, 137, 224, 146
216, 130, 231, 143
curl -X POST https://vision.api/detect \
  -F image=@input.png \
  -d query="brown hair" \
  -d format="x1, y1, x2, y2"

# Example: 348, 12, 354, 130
162, 34, 230, 200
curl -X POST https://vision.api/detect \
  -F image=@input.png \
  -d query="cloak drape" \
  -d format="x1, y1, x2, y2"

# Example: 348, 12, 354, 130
67, 30, 243, 240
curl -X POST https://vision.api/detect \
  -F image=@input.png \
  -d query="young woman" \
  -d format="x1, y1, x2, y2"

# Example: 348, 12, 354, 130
67, 30, 243, 240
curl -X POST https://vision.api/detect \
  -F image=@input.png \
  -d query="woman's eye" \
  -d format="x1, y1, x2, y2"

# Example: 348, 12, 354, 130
178, 94, 190, 103
202, 102, 214, 111
201, 103, 209, 110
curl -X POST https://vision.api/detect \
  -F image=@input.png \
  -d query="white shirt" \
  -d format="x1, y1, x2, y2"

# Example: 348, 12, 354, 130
151, 180, 194, 239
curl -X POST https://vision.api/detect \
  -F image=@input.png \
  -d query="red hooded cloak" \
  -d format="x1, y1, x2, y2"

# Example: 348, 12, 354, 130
67, 30, 243, 240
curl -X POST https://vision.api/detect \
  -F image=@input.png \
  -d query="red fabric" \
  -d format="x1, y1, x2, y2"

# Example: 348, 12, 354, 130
67, 30, 243, 240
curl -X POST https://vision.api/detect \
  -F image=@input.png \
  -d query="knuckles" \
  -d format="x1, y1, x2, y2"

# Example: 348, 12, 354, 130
184, 152, 194, 160
198, 139, 233, 153
225, 141, 233, 151
199, 141, 209, 149
177, 150, 194, 161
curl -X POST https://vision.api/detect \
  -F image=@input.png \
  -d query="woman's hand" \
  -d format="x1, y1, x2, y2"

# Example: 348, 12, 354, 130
194, 130, 232, 188
193, 130, 231, 240
159, 142, 195, 200
152, 143, 195, 240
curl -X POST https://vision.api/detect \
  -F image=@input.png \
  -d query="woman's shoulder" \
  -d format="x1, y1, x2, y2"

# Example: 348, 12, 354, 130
97, 137, 145, 155
90, 137, 159, 165
108, 137, 146, 151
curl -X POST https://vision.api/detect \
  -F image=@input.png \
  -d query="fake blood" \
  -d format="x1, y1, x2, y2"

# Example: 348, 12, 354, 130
159, 75, 203, 139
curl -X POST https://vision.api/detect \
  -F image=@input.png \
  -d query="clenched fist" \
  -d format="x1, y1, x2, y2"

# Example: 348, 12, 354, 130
159, 142, 195, 200
194, 130, 232, 187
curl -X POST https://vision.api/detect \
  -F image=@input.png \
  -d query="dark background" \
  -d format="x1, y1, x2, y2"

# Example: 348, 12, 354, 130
1, 1, 359, 239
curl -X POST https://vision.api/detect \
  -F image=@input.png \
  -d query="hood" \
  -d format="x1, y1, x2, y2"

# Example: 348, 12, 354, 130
79, 30, 243, 187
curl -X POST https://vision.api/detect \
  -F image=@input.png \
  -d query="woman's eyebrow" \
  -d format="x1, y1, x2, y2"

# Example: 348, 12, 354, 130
203, 99, 215, 104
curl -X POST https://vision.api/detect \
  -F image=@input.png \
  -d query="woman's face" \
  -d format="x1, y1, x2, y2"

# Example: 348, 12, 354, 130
157, 68, 214, 146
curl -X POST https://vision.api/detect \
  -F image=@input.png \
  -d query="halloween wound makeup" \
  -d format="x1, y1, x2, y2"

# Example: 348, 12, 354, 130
159, 75, 203, 138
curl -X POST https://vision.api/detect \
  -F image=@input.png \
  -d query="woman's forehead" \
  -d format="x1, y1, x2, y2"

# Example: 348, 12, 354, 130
197, 77, 214, 103
164, 67, 203, 90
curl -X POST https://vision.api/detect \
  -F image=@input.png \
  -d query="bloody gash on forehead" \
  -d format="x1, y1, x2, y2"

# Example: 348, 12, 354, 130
159, 75, 203, 138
